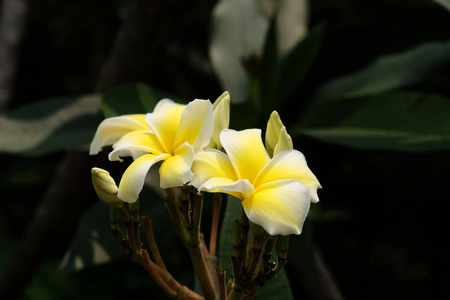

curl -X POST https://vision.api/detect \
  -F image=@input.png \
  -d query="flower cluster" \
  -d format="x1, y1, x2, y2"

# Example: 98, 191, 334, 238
91, 92, 320, 236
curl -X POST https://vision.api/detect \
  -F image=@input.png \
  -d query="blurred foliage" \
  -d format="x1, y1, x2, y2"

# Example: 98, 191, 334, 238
1, 0, 450, 299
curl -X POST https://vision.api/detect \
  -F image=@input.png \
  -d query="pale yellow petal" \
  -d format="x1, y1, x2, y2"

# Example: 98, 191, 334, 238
159, 143, 195, 188
90, 114, 148, 155
254, 149, 321, 203
174, 99, 213, 152
117, 153, 170, 203
265, 111, 283, 157
273, 126, 293, 156
191, 149, 238, 188
199, 177, 254, 200
145, 100, 185, 154
207, 91, 230, 149
108, 130, 165, 161
220, 129, 270, 183
242, 179, 310, 235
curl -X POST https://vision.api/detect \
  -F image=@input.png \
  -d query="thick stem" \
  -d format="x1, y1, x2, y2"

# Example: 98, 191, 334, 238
187, 244, 217, 300
216, 266, 226, 300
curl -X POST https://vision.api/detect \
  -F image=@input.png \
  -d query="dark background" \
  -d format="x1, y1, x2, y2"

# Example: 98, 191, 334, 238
1, 0, 449, 299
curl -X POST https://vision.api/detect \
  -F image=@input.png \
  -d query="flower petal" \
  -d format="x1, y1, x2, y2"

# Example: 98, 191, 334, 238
191, 148, 238, 188
242, 179, 310, 235
273, 126, 293, 156
174, 99, 213, 152
220, 129, 270, 183
108, 130, 165, 161
254, 150, 321, 203
117, 153, 170, 203
90, 114, 148, 155
145, 99, 185, 154
199, 177, 254, 199
159, 143, 195, 188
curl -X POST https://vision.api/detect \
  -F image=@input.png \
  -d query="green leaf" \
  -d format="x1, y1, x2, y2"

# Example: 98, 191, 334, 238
297, 91, 450, 151
313, 41, 450, 103
260, 18, 279, 115
209, 0, 269, 103
101, 83, 166, 118
278, 21, 325, 103
434, 0, 450, 12
218, 196, 294, 300
61, 182, 171, 273
0, 95, 102, 155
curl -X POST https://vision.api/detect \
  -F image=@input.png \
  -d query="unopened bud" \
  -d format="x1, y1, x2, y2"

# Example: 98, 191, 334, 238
91, 167, 123, 208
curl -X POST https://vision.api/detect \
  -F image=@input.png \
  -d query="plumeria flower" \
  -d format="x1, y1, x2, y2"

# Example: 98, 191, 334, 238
191, 114, 321, 236
90, 114, 149, 155
91, 99, 214, 203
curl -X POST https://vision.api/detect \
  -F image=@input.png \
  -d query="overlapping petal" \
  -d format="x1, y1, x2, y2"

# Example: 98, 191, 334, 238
199, 178, 254, 199
90, 114, 148, 155
145, 100, 185, 154
159, 143, 195, 188
175, 100, 213, 152
220, 129, 270, 183
117, 153, 170, 203
254, 150, 321, 203
108, 130, 165, 161
242, 179, 310, 235
191, 149, 237, 188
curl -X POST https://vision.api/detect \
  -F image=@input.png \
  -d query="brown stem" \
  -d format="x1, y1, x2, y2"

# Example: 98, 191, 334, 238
141, 216, 167, 272
140, 250, 178, 298
216, 266, 226, 300
209, 193, 222, 256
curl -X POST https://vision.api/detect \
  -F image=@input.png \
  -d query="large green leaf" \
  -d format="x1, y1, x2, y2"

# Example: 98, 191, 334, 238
313, 41, 450, 103
218, 196, 294, 300
60, 183, 172, 273
297, 91, 450, 151
0, 95, 102, 155
277, 21, 325, 105
101, 83, 167, 118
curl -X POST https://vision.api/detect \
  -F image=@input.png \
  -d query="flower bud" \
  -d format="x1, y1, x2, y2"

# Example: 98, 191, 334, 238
91, 167, 123, 208
265, 111, 293, 157
207, 91, 230, 149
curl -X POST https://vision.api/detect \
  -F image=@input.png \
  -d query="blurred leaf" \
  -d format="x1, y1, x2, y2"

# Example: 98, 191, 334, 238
434, 0, 450, 12
297, 91, 450, 151
26, 262, 76, 300
218, 196, 294, 300
260, 18, 279, 115
260, 21, 325, 114
313, 41, 450, 103
61, 182, 170, 273
0, 95, 102, 155
101, 83, 165, 118
277, 21, 325, 104
209, 0, 269, 103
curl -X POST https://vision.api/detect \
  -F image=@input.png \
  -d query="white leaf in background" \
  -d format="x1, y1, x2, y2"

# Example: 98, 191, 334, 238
209, 0, 309, 103
259, 0, 309, 56
209, 0, 269, 103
